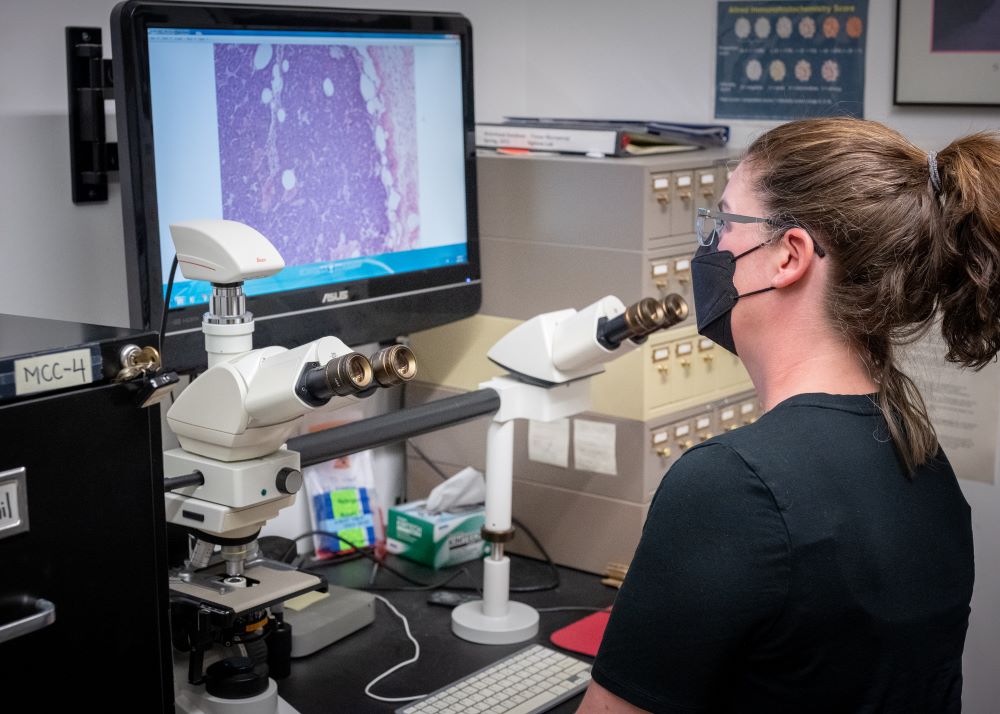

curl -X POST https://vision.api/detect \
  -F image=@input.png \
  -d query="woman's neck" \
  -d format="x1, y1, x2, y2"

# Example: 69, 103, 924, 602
741, 330, 877, 411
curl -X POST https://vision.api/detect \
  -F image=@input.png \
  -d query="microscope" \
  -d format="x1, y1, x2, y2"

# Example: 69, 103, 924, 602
452, 292, 688, 644
161, 220, 416, 713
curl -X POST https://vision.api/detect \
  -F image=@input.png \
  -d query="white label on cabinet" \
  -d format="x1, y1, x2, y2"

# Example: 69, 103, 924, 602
14, 349, 93, 396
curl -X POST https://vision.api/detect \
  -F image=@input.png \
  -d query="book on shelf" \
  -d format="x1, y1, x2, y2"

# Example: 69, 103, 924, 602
475, 118, 729, 157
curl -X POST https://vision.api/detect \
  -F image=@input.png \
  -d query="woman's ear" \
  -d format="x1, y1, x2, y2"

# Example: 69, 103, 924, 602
771, 227, 817, 289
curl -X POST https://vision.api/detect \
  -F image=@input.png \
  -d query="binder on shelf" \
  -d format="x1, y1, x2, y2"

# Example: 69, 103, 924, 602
475, 118, 729, 157
503, 117, 730, 148
476, 122, 702, 157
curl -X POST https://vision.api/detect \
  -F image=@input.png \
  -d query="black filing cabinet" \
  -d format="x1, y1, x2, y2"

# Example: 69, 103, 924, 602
0, 314, 172, 710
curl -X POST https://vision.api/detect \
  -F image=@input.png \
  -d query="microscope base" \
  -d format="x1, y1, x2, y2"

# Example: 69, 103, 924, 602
451, 600, 539, 645
174, 666, 299, 714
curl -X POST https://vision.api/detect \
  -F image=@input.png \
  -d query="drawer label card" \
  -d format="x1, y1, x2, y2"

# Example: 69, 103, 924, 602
0, 468, 29, 539
15, 349, 93, 396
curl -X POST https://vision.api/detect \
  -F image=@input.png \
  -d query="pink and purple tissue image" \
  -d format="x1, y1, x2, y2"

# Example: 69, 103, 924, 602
214, 42, 420, 265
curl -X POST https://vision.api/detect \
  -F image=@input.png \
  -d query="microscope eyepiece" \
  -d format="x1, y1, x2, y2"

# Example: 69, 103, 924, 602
624, 297, 668, 336
370, 344, 418, 387
596, 295, 689, 349
301, 352, 373, 403
660, 293, 689, 329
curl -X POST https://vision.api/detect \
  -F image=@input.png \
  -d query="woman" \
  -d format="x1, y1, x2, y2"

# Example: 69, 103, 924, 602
580, 117, 994, 713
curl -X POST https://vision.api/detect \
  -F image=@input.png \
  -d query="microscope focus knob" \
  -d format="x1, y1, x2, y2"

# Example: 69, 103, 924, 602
276, 467, 303, 495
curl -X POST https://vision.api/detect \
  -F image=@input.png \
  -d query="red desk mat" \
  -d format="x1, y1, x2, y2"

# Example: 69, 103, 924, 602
549, 608, 611, 657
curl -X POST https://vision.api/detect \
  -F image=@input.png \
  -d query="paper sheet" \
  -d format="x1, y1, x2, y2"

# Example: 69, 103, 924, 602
902, 332, 1000, 484
573, 418, 618, 476
528, 418, 570, 468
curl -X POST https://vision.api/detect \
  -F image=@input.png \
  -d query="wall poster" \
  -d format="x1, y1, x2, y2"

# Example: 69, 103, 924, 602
715, 2, 869, 120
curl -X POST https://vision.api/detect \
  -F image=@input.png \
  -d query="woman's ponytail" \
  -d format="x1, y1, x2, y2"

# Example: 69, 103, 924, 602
936, 133, 1000, 369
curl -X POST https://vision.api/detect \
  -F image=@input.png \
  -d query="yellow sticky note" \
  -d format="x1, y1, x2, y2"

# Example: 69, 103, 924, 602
284, 590, 330, 611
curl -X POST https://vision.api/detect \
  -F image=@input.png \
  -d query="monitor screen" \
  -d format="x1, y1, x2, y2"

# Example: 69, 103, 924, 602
112, 1, 480, 373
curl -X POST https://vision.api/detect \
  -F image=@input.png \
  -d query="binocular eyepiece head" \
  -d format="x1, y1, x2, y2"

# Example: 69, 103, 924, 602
300, 344, 418, 405
597, 294, 690, 349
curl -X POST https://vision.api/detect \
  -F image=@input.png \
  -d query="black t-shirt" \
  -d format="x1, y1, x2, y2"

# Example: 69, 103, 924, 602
592, 393, 974, 714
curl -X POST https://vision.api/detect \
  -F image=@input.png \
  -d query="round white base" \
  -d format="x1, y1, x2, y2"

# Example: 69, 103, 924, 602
174, 676, 300, 714
451, 600, 539, 645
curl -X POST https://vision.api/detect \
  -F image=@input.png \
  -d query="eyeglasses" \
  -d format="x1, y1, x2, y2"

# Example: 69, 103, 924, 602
696, 207, 777, 247
695, 207, 826, 257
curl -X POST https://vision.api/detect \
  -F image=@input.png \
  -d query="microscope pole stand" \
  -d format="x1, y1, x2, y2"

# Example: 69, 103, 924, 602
451, 376, 590, 645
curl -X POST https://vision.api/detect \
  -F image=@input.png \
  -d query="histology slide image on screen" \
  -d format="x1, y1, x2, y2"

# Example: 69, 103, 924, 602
214, 43, 420, 266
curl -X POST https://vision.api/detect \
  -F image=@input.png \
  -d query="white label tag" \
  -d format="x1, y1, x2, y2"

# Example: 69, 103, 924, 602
652, 263, 669, 276
677, 342, 693, 356
528, 418, 570, 468
696, 416, 712, 430
674, 259, 691, 272
699, 338, 715, 351
573, 419, 617, 476
0, 481, 21, 530
653, 347, 670, 362
674, 424, 690, 437
652, 431, 668, 445
700, 173, 715, 185
676, 175, 692, 188
15, 349, 93, 396
721, 408, 736, 421
652, 176, 669, 191
741, 402, 755, 415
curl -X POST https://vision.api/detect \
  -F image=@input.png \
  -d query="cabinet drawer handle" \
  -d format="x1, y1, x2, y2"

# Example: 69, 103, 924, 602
0, 596, 56, 644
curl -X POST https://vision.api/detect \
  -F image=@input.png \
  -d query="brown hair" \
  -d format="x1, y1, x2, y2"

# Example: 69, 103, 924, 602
743, 117, 1000, 472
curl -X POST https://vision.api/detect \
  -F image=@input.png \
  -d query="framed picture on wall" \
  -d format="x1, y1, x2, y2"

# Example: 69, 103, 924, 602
895, 0, 1000, 105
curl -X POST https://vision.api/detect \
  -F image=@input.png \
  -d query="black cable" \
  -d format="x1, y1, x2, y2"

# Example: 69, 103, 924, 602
406, 439, 560, 593
159, 255, 179, 357
281, 529, 478, 593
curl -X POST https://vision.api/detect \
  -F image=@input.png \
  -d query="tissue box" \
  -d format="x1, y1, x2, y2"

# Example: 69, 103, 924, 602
386, 501, 488, 569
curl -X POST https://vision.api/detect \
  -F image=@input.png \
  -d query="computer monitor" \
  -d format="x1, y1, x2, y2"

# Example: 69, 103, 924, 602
112, 1, 480, 373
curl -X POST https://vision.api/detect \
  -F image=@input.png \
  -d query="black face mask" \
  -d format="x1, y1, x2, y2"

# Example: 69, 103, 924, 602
690, 240, 774, 356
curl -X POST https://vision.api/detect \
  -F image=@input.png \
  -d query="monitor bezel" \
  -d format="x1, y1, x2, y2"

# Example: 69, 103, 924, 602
112, 0, 481, 373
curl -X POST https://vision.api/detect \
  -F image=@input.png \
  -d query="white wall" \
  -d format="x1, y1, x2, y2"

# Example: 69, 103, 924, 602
518, 1, 1000, 148
3, 1, 999, 711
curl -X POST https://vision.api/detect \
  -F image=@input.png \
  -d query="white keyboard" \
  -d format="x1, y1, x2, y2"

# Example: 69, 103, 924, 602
396, 644, 592, 714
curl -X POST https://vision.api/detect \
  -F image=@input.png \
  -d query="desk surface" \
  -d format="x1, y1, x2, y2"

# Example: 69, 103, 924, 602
278, 554, 616, 713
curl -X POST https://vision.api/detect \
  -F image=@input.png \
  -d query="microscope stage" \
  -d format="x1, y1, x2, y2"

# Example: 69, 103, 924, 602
171, 560, 324, 614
